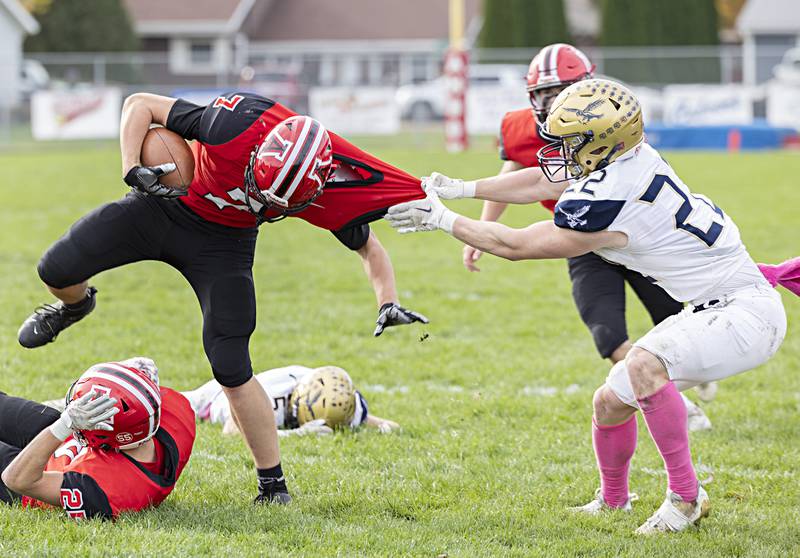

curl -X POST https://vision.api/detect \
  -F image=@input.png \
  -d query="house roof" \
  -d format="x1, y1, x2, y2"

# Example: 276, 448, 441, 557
1, 0, 39, 34
123, 0, 257, 35
737, 0, 800, 34
243, 0, 480, 42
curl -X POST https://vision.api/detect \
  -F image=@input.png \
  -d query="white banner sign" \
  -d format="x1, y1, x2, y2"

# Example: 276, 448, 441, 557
466, 85, 529, 135
766, 82, 800, 130
662, 85, 753, 126
32, 88, 122, 140
309, 87, 400, 135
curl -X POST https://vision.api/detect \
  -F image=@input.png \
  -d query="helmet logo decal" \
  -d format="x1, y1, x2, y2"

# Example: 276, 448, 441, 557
257, 132, 294, 164
563, 99, 604, 123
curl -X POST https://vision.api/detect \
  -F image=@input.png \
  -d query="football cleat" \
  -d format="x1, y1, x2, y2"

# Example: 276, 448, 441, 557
695, 381, 718, 403
684, 397, 712, 432
254, 491, 292, 505
570, 488, 638, 515
635, 485, 710, 535
18, 287, 97, 348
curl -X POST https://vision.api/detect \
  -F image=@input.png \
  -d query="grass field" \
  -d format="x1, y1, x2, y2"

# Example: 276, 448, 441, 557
0, 137, 797, 557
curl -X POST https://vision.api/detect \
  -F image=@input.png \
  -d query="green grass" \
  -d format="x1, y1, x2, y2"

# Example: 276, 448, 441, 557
0, 139, 798, 557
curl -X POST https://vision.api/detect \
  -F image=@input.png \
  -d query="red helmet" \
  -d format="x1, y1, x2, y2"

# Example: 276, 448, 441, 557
67, 362, 162, 450
244, 115, 333, 222
526, 43, 594, 123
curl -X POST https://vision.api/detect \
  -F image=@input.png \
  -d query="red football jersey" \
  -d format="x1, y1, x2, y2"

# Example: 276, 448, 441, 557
167, 93, 424, 231
499, 108, 557, 213
23, 388, 195, 519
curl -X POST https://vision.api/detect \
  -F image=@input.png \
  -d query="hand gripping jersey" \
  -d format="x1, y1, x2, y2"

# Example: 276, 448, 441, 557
166, 92, 425, 230
183, 365, 368, 429
498, 108, 557, 213
23, 388, 195, 519
553, 142, 766, 304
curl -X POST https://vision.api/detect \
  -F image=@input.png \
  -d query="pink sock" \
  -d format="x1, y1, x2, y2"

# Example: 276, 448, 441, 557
759, 257, 800, 297
638, 382, 698, 502
593, 415, 637, 508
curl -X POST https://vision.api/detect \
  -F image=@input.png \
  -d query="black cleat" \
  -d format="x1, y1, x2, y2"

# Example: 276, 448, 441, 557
18, 287, 97, 348
254, 491, 292, 505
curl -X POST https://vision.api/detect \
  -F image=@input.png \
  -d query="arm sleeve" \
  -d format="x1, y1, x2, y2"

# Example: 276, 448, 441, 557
165, 99, 205, 141
60, 472, 113, 520
331, 224, 370, 251
553, 198, 626, 233
349, 391, 369, 429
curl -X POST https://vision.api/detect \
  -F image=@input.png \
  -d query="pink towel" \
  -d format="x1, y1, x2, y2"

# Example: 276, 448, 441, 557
759, 257, 800, 297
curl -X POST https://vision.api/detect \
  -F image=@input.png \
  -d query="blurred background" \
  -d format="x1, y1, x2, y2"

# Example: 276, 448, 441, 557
1, 0, 799, 150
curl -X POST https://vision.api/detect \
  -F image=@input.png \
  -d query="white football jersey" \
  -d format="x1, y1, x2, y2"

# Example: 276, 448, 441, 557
554, 142, 766, 304
182, 365, 368, 429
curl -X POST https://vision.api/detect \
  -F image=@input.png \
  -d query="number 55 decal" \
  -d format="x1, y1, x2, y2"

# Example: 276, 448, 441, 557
638, 174, 725, 247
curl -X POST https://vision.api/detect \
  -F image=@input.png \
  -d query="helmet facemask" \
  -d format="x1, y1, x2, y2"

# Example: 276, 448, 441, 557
537, 126, 593, 182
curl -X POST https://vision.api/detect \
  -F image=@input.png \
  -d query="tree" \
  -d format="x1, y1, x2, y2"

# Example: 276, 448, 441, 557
480, 0, 570, 49
599, 0, 720, 83
25, 0, 139, 52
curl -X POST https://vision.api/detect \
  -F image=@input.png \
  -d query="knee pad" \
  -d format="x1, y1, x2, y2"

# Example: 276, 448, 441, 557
201, 275, 256, 388
37, 247, 76, 289
590, 324, 628, 360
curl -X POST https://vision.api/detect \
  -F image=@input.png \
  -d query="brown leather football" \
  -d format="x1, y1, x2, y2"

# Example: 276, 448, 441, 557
140, 127, 194, 190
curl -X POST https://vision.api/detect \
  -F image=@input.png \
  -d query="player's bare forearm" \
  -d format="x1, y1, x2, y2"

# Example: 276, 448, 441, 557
120, 93, 177, 174
451, 217, 626, 261
1, 429, 64, 506
365, 414, 400, 432
477, 162, 522, 223
474, 167, 567, 204
357, 231, 398, 307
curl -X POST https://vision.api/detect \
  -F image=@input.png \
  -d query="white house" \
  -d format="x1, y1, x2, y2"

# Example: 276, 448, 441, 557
0, 0, 38, 107
738, 0, 800, 85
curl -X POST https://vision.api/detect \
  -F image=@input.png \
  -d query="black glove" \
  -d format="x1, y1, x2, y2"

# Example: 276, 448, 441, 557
124, 163, 185, 198
374, 302, 429, 337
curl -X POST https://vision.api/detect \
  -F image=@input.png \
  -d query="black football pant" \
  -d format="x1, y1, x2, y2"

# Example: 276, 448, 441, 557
0, 392, 60, 504
567, 252, 684, 359
37, 191, 259, 387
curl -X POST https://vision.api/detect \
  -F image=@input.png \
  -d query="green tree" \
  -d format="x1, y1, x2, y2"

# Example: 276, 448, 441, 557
600, 0, 720, 84
25, 0, 139, 52
480, 0, 570, 49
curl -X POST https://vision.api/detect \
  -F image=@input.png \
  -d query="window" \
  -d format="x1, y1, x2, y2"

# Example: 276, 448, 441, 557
190, 41, 213, 65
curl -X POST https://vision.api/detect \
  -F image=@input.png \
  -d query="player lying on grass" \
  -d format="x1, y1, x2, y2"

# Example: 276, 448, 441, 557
182, 365, 399, 436
17, 93, 428, 505
463, 42, 713, 431
386, 79, 798, 534
1, 357, 194, 520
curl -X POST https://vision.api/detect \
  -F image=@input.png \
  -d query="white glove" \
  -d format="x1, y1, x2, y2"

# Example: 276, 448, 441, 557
422, 172, 476, 200
278, 419, 333, 438
385, 192, 459, 234
49, 392, 119, 441
117, 356, 160, 386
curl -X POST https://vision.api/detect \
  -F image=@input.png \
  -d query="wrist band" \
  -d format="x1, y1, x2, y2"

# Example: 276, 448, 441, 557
49, 418, 73, 442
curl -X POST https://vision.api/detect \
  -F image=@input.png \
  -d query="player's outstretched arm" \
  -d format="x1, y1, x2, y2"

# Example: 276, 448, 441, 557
423, 168, 567, 205
365, 414, 400, 433
385, 192, 626, 262
356, 231, 430, 336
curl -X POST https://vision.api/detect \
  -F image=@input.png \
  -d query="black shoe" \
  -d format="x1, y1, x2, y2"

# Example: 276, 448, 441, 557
254, 491, 292, 505
18, 287, 97, 348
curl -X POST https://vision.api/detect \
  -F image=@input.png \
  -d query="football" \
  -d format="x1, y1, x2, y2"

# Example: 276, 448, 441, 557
140, 127, 194, 190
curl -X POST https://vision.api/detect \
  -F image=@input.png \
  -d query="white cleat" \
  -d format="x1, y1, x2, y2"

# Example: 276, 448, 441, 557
686, 400, 712, 432
570, 488, 638, 515
695, 381, 718, 403
635, 485, 710, 535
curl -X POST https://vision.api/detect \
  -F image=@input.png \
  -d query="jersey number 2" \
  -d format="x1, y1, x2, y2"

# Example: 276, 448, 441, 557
638, 174, 724, 247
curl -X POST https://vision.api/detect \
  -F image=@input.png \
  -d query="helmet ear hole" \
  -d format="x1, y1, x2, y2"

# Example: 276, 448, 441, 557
121, 399, 130, 412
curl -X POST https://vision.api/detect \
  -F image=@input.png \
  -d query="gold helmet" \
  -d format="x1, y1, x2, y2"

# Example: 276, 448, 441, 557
290, 366, 356, 428
537, 78, 643, 182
